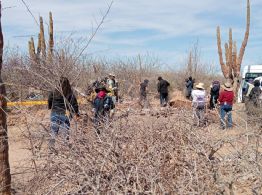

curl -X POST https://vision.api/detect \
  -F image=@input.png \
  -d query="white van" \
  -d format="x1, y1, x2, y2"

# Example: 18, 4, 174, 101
238, 65, 262, 102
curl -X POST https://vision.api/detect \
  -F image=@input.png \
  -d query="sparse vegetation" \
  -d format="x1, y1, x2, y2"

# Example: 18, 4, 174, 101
1, 0, 262, 194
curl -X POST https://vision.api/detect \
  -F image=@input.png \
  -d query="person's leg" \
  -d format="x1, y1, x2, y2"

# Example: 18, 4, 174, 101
162, 93, 168, 106
50, 112, 60, 148
226, 106, 233, 128
209, 95, 213, 109
220, 105, 226, 129
160, 93, 164, 106
165, 93, 169, 105
60, 115, 70, 142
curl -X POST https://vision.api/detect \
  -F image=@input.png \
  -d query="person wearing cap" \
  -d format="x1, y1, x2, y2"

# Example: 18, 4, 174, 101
191, 83, 206, 125
140, 79, 149, 108
218, 82, 234, 129
157, 76, 170, 106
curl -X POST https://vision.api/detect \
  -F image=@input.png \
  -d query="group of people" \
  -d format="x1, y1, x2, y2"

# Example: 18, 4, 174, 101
188, 76, 261, 129
190, 80, 234, 129
139, 76, 170, 108
47, 74, 261, 150
48, 74, 119, 149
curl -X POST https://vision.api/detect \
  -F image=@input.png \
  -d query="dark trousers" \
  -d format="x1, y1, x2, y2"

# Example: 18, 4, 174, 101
160, 93, 168, 106
209, 94, 218, 109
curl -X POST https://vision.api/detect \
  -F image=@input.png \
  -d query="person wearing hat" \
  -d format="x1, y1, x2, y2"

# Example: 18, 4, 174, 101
93, 85, 114, 133
218, 82, 234, 129
191, 83, 206, 125
140, 79, 149, 108
157, 76, 170, 107
107, 73, 117, 102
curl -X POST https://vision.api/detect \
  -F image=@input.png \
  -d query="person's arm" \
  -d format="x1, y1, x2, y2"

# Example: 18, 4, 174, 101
48, 92, 53, 110
167, 81, 170, 87
157, 82, 160, 93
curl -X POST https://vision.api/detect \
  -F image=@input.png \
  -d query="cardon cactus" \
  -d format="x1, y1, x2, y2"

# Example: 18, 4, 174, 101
48, 12, 54, 60
28, 12, 54, 63
216, 0, 250, 94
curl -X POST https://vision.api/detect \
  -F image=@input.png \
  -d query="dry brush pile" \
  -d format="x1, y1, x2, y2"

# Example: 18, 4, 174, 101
10, 106, 262, 194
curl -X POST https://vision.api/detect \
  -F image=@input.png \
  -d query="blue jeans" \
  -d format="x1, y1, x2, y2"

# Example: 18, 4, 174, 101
220, 104, 233, 128
50, 112, 70, 145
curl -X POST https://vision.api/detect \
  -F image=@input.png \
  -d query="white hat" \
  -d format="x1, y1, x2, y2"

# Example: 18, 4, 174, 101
109, 73, 115, 77
222, 82, 233, 91
195, 83, 205, 90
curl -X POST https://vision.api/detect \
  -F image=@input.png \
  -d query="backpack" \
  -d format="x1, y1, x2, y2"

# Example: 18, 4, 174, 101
211, 81, 220, 93
103, 96, 115, 111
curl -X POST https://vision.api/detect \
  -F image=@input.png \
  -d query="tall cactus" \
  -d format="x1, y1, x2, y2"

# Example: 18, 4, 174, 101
39, 16, 46, 58
28, 13, 54, 62
0, 2, 11, 194
28, 37, 36, 61
48, 12, 54, 60
217, 0, 250, 94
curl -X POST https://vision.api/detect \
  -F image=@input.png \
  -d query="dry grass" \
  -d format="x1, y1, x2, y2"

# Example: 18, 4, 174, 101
7, 98, 262, 194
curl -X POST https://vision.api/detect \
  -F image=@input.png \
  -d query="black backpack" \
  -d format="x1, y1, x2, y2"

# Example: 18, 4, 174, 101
103, 96, 115, 111
211, 81, 220, 93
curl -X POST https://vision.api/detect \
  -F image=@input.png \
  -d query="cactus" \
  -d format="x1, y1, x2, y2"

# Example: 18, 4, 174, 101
28, 12, 54, 62
39, 16, 46, 58
216, 0, 250, 94
48, 12, 54, 60
28, 37, 36, 61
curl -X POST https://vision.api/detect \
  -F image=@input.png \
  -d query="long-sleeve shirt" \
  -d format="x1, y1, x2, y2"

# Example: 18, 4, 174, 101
218, 90, 234, 106
48, 91, 79, 116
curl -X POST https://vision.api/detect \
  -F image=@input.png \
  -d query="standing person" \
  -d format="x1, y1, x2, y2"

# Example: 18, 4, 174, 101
107, 73, 117, 102
93, 85, 115, 134
48, 77, 79, 147
140, 79, 149, 109
209, 80, 220, 110
157, 76, 170, 107
185, 76, 194, 99
249, 80, 262, 105
218, 82, 234, 129
191, 83, 206, 126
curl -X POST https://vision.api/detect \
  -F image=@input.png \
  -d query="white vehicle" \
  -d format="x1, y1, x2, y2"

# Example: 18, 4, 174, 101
238, 65, 262, 103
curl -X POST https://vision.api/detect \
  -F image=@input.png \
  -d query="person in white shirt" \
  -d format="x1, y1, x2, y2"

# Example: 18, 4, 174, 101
191, 83, 206, 126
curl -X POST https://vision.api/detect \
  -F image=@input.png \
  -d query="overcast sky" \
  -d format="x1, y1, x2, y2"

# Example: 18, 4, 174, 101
2, 0, 262, 68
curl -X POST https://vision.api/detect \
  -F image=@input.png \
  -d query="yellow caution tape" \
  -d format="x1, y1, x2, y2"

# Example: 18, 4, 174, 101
7, 98, 88, 107
7, 101, 47, 107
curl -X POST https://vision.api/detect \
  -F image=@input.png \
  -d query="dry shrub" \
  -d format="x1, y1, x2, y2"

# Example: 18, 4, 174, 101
15, 108, 220, 194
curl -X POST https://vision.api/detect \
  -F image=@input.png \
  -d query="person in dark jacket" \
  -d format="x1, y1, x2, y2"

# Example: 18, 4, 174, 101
140, 79, 149, 108
48, 77, 79, 146
185, 76, 194, 99
249, 80, 261, 106
209, 80, 220, 110
93, 85, 115, 134
218, 82, 234, 129
157, 77, 170, 106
